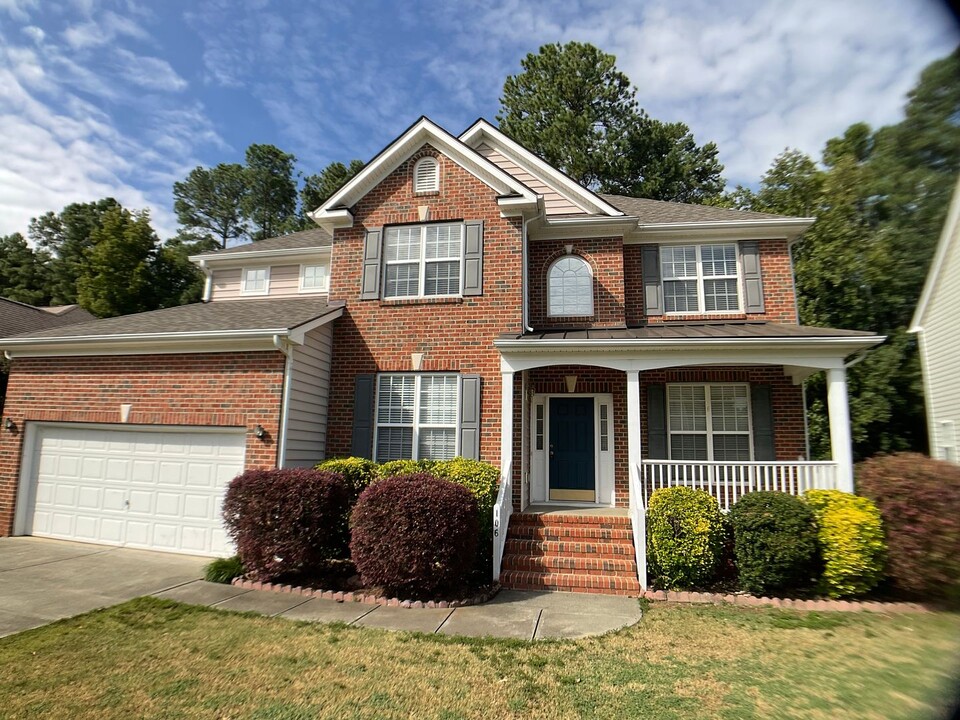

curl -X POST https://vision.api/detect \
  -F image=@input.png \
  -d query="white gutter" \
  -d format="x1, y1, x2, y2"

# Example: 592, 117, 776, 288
273, 334, 294, 468
494, 335, 886, 352
197, 258, 213, 302
189, 246, 331, 266
0, 327, 300, 347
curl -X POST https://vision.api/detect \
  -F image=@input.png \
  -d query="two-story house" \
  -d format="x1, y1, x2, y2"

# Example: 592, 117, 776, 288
0, 117, 883, 594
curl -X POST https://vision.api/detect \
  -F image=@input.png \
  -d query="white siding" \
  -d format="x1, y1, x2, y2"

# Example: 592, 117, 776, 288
476, 143, 584, 216
919, 216, 960, 463
283, 324, 333, 467
210, 263, 329, 301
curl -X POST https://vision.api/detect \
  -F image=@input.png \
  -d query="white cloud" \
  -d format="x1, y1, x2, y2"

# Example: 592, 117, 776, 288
20, 25, 43, 43
114, 49, 187, 92
62, 10, 149, 50
0, 0, 37, 22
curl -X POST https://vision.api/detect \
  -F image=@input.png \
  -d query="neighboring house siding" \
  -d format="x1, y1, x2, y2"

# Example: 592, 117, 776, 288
919, 222, 960, 462
325, 144, 523, 471
212, 264, 328, 301
0, 352, 285, 534
284, 324, 333, 467
476, 143, 582, 216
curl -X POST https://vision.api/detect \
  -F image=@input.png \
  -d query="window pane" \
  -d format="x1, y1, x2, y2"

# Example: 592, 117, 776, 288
376, 427, 413, 462
668, 386, 706, 432
419, 376, 458, 424
661, 245, 697, 279
244, 269, 266, 291
384, 227, 421, 262
713, 435, 751, 461
704, 279, 739, 312
710, 386, 749, 432
301, 265, 327, 290
418, 428, 456, 460
384, 263, 419, 298
664, 280, 699, 313
548, 257, 593, 316
670, 434, 708, 460
701, 244, 737, 276
425, 261, 460, 295
425, 224, 462, 260
377, 375, 414, 424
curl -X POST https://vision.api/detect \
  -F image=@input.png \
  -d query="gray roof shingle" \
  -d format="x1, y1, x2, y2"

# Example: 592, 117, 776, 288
196, 227, 332, 257
0, 298, 96, 337
500, 322, 877, 342
3, 298, 338, 341
599, 194, 798, 223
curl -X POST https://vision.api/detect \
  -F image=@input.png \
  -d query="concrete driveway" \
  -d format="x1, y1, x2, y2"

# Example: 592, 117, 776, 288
0, 537, 207, 638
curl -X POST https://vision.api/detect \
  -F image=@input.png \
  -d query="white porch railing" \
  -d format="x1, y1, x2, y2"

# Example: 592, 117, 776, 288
492, 459, 513, 581
628, 461, 647, 591
640, 460, 839, 513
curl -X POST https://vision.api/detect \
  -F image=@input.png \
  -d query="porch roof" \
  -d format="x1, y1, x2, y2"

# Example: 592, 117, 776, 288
499, 322, 877, 343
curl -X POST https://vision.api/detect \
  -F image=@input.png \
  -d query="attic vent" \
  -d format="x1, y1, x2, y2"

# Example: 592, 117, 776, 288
414, 157, 439, 193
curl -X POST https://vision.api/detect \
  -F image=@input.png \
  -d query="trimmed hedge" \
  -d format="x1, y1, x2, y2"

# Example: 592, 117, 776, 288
350, 473, 479, 598
647, 487, 725, 589
222, 468, 350, 581
376, 459, 437, 478
729, 492, 820, 596
315, 457, 377, 502
803, 490, 885, 598
857, 453, 960, 603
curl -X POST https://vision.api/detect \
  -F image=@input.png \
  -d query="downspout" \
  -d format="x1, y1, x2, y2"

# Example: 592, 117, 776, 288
198, 259, 213, 302
273, 334, 294, 468
521, 201, 542, 334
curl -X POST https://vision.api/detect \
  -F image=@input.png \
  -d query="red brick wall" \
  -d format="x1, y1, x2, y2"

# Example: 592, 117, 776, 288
528, 238, 625, 329
325, 144, 523, 467
623, 239, 798, 324
0, 351, 286, 534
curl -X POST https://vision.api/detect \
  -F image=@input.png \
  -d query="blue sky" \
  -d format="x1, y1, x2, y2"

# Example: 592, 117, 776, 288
0, 0, 957, 240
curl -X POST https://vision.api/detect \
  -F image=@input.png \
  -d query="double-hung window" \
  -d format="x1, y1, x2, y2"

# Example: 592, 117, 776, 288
667, 384, 752, 461
383, 223, 463, 299
661, 244, 740, 313
375, 374, 459, 462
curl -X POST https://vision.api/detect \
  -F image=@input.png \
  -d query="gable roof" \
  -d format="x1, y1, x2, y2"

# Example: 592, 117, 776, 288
0, 297, 96, 337
911, 176, 960, 332
194, 227, 332, 258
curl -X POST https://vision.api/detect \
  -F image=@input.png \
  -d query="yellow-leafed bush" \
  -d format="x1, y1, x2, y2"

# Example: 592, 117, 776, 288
804, 490, 885, 598
647, 487, 726, 589
315, 457, 377, 502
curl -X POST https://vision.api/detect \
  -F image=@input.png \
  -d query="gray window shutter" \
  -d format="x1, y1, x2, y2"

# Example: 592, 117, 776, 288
462, 220, 483, 296
641, 244, 663, 316
751, 384, 775, 461
459, 374, 481, 459
739, 240, 765, 313
351, 374, 375, 458
647, 384, 668, 459
360, 229, 382, 300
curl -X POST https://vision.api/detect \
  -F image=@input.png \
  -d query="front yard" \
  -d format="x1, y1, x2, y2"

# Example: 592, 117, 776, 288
0, 598, 957, 719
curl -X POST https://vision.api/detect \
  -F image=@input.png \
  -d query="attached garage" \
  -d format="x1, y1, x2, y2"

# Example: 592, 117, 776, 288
15, 424, 245, 556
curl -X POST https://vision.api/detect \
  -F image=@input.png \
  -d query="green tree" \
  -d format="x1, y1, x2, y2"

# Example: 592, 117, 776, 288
301, 159, 365, 215
498, 41, 724, 201
0, 233, 49, 305
76, 207, 160, 318
28, 198, 121, 305
173, 163, 248, 249
242, 144, 298, 241
153, 232, 219, 308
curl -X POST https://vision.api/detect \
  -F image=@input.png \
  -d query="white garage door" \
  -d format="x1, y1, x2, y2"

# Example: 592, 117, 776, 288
20, 424, 246, 556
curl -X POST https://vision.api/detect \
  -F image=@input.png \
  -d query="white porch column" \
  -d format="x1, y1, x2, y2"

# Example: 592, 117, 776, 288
500, 369, 515, 496
626, 369, 647, 590
826, 366, 855, 493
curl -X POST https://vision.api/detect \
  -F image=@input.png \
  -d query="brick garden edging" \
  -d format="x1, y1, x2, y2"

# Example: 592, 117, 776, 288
231, 577, 500, 609
640, 589, 930, 613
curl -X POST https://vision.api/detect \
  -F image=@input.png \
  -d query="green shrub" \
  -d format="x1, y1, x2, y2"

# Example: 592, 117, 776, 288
856, 452, 960, 604
729, 492, 820, 596
803, 490, 885, 598
204, 555, 245, 584
375, 459, 437, 478
647, 487, 725, 589
315, 457, 377, 502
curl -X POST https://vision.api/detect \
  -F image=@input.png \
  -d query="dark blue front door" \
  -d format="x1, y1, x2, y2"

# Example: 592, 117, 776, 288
549, 397, 596, 501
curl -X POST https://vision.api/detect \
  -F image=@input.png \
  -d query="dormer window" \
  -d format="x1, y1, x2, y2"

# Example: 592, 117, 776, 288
241, 267, 270, 295
414, 157, 439, 193
547, 256, 593, 317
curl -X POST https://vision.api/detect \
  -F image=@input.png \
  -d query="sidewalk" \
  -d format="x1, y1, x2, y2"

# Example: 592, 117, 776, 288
153, 581, 643, 640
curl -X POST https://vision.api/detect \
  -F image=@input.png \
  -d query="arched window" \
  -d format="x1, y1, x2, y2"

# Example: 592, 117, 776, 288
548, 256, 593, 317
413, 157, 439, 193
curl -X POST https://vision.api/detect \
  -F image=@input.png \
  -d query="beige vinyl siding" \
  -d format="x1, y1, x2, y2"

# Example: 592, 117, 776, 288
283, 324, 333, 468
919, 219, 960, 463
210, 264, 328, 301
476, 143, 583, 216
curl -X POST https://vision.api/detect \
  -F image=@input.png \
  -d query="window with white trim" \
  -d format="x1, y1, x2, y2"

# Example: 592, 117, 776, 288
299, 263, 329, 292
383, 223, 463, 299
667, 384, 752, 461
547, 256, 593, 316
375, 374, 459, 462
661, 244, 740, 313
414, 157, 439, 193
241, 267, 269, 295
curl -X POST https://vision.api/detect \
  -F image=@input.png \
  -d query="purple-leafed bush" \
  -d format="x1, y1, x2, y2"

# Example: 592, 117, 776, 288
350, 473, 478, 598
222, 468, 350, 581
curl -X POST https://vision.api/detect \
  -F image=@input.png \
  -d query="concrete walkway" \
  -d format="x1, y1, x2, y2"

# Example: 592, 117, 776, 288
154, 581, 643, 640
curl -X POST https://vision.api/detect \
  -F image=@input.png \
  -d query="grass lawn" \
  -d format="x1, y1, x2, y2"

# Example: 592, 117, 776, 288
0, 598, 957, 719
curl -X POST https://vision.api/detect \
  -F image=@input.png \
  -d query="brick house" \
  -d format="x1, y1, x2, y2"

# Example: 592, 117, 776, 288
0, 117, 882, 594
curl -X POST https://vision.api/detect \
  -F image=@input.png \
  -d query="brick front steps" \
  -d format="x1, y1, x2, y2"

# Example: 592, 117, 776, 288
499, 512, 641, 596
